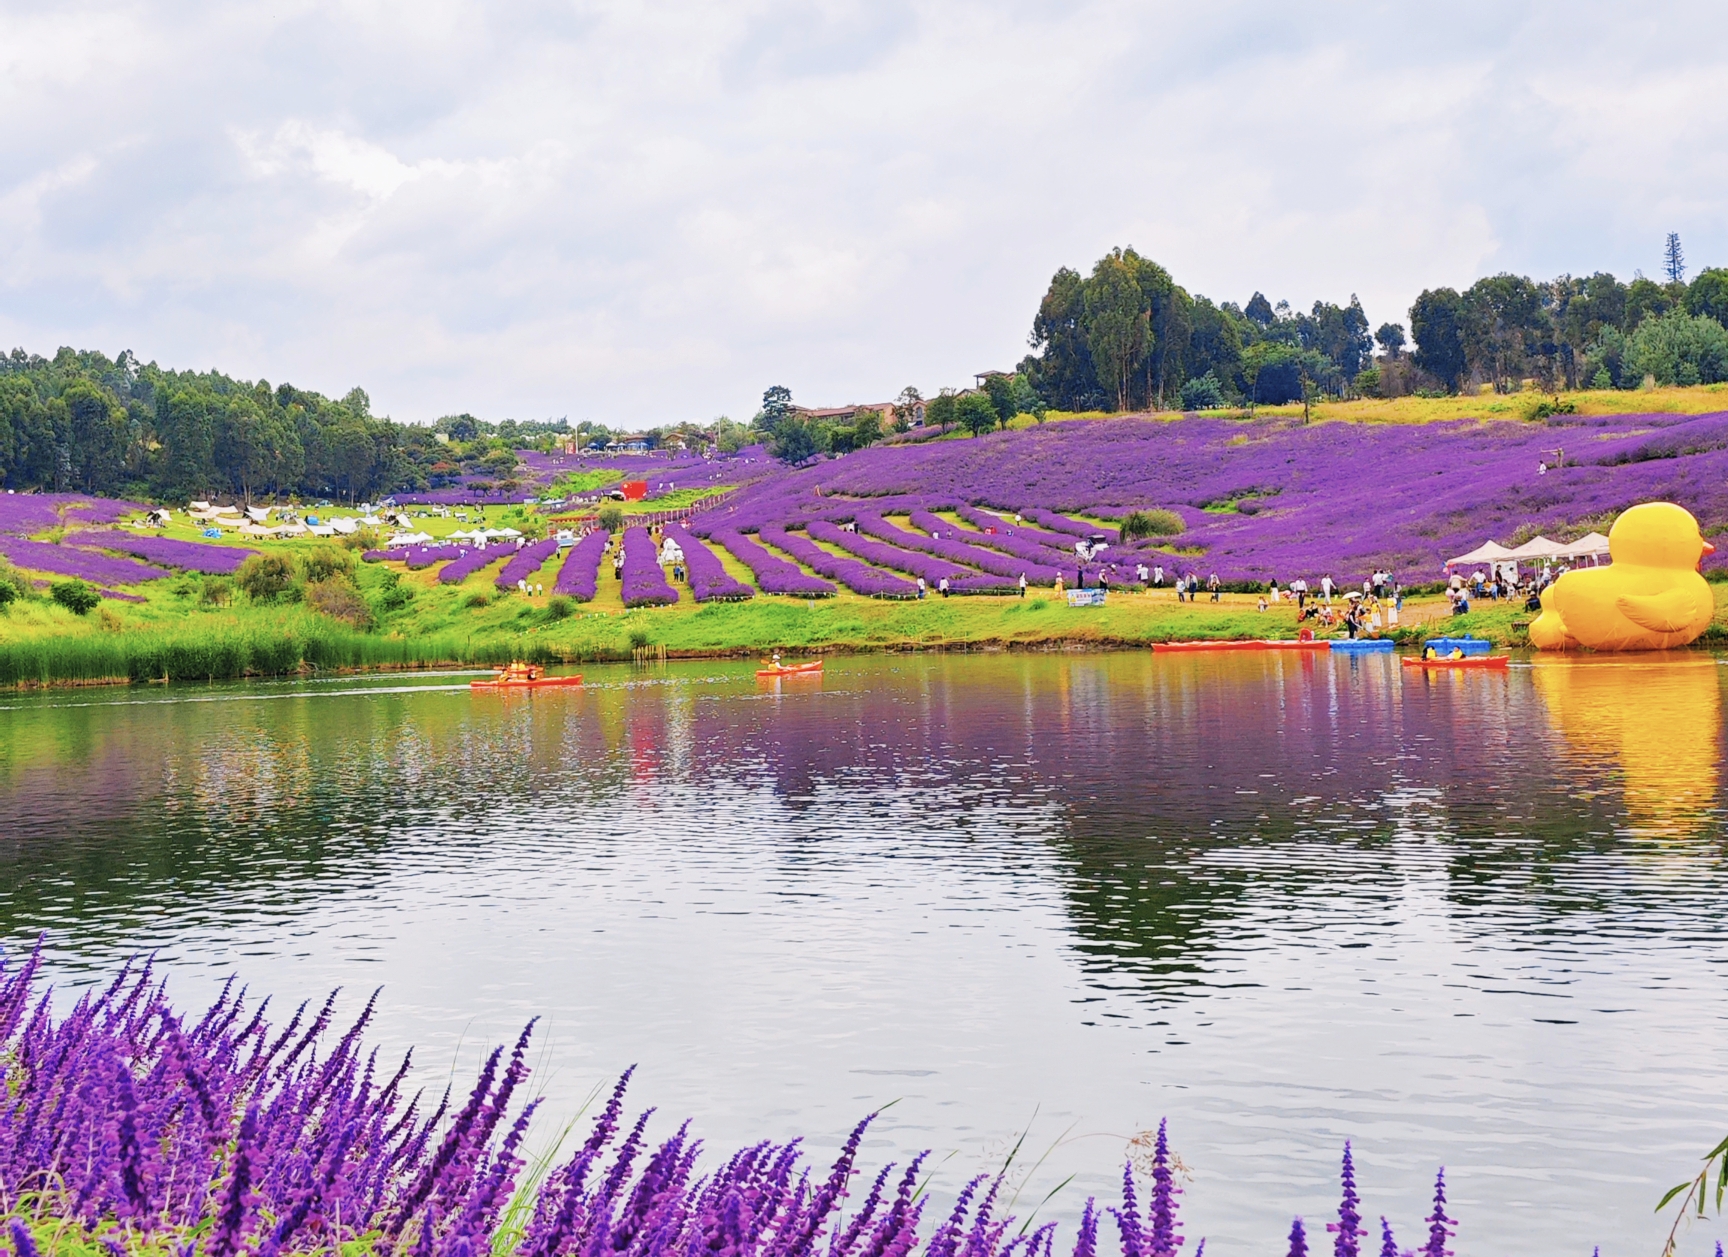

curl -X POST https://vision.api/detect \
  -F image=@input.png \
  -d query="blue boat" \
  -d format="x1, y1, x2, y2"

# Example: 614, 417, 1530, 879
1422, 636, 1492, 656
1330, 639, 1394, 652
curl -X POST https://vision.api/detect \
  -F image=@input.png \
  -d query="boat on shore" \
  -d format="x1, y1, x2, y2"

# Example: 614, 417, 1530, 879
1153, 639, 1330, 653
470, 662, 584, 689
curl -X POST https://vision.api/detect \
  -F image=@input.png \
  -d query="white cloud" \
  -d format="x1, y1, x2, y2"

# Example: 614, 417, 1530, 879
1, 0, 1726, 422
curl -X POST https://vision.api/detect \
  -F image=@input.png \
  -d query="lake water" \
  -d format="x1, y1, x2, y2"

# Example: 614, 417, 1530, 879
2, 651, 1726, 1255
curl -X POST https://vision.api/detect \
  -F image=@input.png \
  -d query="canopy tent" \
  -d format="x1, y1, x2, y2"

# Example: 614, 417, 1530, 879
1445, 540, 1516, 567
1557, 531, 1611, 558
1508, 536, 1567, 560
386, 532, 434, 547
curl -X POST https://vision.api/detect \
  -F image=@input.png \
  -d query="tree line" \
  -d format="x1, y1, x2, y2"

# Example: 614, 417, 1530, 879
1020, 242, 1728, 411
0, 348, 572, 502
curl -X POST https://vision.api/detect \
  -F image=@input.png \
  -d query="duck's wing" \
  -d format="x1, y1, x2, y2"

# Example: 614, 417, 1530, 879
1615, 588, 1704, 633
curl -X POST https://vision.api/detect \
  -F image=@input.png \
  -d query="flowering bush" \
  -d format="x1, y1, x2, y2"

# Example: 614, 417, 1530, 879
0, 947, 1470, 1257
891, 512, 1063, 584
809, 520, 1013, 593
709, 529, 836, 596
620, 526, 678, 607
662, 521, 754, 602
69, 531, 256, 575
496, 537, 562, 590
554, 531, 609, 600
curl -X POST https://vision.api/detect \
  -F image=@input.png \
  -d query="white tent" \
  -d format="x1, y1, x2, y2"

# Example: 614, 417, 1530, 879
329, 517, 358, 535
1557, 531, 1611, 559
1445, 540, 1516, 566
308, 525, 337, 537
1508, 536, 1568, 560
387, 531, 434, 547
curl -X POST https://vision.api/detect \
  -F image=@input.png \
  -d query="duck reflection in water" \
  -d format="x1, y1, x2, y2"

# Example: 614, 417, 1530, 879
1530, 653, 1723, 838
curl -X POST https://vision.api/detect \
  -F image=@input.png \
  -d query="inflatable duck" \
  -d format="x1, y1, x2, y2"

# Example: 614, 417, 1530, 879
1528, 502, 1716, 651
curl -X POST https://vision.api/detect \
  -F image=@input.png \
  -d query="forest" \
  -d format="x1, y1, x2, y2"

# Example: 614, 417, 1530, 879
1021, 243, 1728, 412
0, 348, 574, 502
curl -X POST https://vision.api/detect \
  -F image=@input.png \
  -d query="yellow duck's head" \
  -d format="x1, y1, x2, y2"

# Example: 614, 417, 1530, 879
1607, 501, 1715, 569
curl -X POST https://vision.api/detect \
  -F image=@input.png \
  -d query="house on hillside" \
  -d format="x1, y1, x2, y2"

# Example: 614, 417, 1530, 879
795, 400, 918, 427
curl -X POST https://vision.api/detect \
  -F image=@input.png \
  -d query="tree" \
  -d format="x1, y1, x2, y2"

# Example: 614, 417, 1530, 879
1665, 232, 1686, 285
1624, 274, 1672, 331
1623, 309, 1728, 386
1083, 249, 1150, 411
1410, 287, 1467, 392
1375, 323, 1406, 358
1024, 268, 1101, 412
892, 386, 923, 432
50, 579, 101, 615
925, 391, 957, 434
235, 553, 296, 601
956, 392, 997, 438
1244, 292, 1276, 327
1460, 274, 1546, 392
983, 374, 1017, 428
1179, 373, 1225, 410
1686, 268, 1728, 324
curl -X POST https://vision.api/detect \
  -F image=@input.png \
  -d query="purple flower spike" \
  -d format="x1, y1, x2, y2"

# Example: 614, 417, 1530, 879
1330, 1141, 1363, 1257
1287, 1216, 1308, 1257
9, 1220, 41, 1257
1148, 1119, 1181, 1257
1422, 1169, 1453, 1257
1377, 1217, 1398, 1257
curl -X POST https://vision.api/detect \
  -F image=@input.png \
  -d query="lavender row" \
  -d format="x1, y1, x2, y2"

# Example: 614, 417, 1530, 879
621, 526, 678, 607
1022, 506, 1119, 542
496, 537, 562, 589
761, 524, 918, 598
69, 530, 256, 575
438, 545, 511, 584
709, 528, 837, 596
663, 521, 754, 601
554, 530, 609, 600
0, 536, 165, 585
885, 513, 1063, 584
0, 493, 144, 538
955, 506, 1087, 555
0, 945, 1469, 1257
808, 520, 1013, 592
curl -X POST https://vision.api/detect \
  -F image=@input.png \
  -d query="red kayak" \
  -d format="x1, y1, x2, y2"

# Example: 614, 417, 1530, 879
757, 660, 824, 678
471, 663, 583, 689
1401, 655, 1509, 670
1153, 639, 1330, 653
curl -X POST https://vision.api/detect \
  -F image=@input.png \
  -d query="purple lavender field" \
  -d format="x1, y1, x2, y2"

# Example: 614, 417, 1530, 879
687, 412, 1728, 584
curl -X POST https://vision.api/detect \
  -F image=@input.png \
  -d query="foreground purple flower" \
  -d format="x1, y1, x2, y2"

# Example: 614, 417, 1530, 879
438, 545, 511, 584
0, 944, 1476, 1257
708, 529, 835, 597
496, 537, 562, 590
0, 537, 166, 585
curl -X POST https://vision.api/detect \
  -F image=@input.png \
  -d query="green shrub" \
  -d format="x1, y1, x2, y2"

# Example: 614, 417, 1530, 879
1120, 509, 1185, 541
1179, 373, 1226, 410
236, 553, 295, 601
598, 504, 625, 533
200, 576, 234, 607
50, 580, 101, 615
303, 578, 373, 629
461, 591, 490, 609
299, 544, 355, 585
545, 595, 574, 620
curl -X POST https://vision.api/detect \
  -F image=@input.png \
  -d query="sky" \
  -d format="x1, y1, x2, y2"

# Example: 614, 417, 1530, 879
2, 1, 1727, 427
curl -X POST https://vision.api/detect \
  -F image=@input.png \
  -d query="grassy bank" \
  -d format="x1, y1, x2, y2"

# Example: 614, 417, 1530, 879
7, 577, 1728, 687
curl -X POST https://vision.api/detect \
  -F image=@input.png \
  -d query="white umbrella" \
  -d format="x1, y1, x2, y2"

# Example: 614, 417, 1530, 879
1445, 540, 1516, 566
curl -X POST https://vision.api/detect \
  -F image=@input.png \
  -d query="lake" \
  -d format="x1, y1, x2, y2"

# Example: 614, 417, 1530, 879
2, 651, 1725, 1255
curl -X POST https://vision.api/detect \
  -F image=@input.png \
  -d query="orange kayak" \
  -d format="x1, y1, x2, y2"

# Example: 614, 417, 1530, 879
1401, 655, 1509, 670
1154, 639, 1330, 653
470, 672, 583, 689
757, 660, 824, 677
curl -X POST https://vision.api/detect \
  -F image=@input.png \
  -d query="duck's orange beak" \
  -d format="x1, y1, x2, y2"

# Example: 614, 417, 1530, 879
1705, 541, 1717, 555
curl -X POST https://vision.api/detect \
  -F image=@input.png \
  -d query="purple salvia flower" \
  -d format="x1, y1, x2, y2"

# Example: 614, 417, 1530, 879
113, 1056, 152, 1222
1070, 1199, 1098, 1257
1148, 1120, 1181, 1257
1377, 1218, 1398, 1257
1329, 1142, 1363, 1257
8, 1220, 41, 1257
1287, 1217, 1308, 1257
1422, 1170, 1452, 1257
1110, 1161, 1144, 1257
209, 1102, 260, 1257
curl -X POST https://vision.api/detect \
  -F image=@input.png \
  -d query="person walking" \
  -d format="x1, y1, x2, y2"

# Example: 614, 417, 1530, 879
1321, 574, 1334, 603
1208, 572, 1221, 602
939, 576, 950, 598
917, 577, 927, 599
1018, 573, 1027, 598
1153, 565, 1164, 588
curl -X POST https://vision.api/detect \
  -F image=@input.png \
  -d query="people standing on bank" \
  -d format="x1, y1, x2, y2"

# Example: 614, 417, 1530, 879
1321, 574, 1334, 603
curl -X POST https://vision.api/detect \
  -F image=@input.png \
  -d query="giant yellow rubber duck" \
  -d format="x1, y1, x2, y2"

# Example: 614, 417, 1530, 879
1528, 502, 1717, 651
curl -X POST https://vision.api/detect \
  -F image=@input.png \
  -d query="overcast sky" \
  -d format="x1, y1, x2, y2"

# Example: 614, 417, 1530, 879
3, 1, 1726, 426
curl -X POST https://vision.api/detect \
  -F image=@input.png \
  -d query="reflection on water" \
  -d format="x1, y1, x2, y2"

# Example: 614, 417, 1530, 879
1, 653, 1726, 1256
1532, 654, 1722, 838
